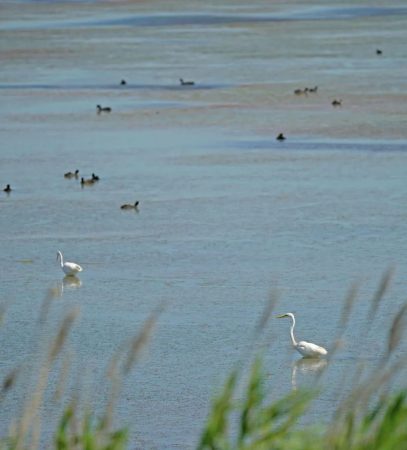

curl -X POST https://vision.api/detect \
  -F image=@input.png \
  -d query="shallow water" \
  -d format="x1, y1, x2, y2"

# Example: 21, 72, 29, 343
1, 1, 407, 448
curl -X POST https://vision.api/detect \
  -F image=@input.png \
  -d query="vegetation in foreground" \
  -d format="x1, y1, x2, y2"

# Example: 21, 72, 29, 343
198, 359, 407, 450
0, 270, 406, 449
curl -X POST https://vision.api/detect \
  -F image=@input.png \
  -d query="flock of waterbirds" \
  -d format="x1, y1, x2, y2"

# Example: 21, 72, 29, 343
96, 78, 196, 114
6, 45, 385, 194
95, 76, 358, 142
62, 169, 139, 210
67, 170, 140, 209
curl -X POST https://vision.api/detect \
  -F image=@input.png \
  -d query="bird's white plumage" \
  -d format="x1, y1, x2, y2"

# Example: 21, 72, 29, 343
277, 312, 328, 358
296, 340, 328, 358
57, 251, 83, 276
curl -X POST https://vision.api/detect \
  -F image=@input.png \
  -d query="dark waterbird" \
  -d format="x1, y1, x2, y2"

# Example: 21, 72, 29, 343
64, 169, 79, 179
121, 201, 139, 210
276, 133, 286, 141
332, 99, 342, 107
376, 49, 383, 55
120, 79, 127, 85
179, 78, 195, 86
97, 105, 112, 113
3, 184, 12, 193
81, 177, 95, 186
294, 86, 318, 95
294, 88, 308, 95
91, 173, 100, 181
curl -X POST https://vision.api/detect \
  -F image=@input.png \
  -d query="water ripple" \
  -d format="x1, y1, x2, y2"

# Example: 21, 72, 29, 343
2, 7, 407, 31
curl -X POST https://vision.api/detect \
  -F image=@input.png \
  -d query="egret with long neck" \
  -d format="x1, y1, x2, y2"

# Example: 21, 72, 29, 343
57, 251, 83, 277
277, 313, 328, 358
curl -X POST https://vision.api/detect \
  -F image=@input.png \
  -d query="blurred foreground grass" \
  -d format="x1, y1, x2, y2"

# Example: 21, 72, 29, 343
199, 358, 407, 450
0, 270, 406, 450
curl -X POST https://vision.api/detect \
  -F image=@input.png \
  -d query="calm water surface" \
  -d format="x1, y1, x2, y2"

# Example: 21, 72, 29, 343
1, 1, 407, 448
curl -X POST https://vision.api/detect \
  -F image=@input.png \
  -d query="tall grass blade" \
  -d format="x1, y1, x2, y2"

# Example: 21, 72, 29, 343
367, 267, 394, 323
387, 302, 407, 356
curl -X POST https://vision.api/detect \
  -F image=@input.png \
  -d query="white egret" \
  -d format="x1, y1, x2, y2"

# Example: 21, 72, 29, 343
56, 251, 83, 277
277, 313, 328, 358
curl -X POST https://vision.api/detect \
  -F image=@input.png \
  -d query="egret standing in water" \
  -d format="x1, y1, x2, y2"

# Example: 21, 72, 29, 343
277, 313, 328, 358
56, 251, 83, 277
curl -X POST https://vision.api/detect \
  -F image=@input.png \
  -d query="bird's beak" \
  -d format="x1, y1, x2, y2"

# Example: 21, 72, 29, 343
276, 314, 287, 318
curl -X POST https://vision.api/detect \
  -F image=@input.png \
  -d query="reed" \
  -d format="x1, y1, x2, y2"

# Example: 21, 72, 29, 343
0, 288, 163, 450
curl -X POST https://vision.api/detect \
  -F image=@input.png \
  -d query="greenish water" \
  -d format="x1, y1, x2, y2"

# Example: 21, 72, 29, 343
0, 1, 406, 448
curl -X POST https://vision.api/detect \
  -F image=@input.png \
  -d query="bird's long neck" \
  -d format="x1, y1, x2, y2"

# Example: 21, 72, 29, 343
289, 315, 297, 346
58, 251, 64, 267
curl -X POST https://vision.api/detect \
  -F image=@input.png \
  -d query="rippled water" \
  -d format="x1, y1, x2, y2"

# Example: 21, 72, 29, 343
1, 1, 407, 448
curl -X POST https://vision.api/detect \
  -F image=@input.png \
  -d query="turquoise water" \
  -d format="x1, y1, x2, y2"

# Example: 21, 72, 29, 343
1, 1, 407, 448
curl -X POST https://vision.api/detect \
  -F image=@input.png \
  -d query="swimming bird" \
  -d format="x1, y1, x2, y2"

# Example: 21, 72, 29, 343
294, 88, 307, 95
3, 184, 11, 193
64, 169, 79, 179
91, 173, 100, 181
97, 105, 112, 113
376, 49, 382, 55
179, 78, 195, 86
121, 201, 139, 210
120, 79, 127, 85
332, 99, 342, 107
80, 177, 95, 186
276, 133, 286, 141
309, 86, 318, 93
56, 251, 83, 277
277, 313, 328, 358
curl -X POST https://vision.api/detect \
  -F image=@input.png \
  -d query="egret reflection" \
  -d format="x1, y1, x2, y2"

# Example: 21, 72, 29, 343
291, 358, 328, 390
62, 275, 82, 289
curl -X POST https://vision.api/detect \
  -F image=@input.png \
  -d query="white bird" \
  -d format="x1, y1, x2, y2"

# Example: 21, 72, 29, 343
56, 251, 83, 277
277, 312, 328, 358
